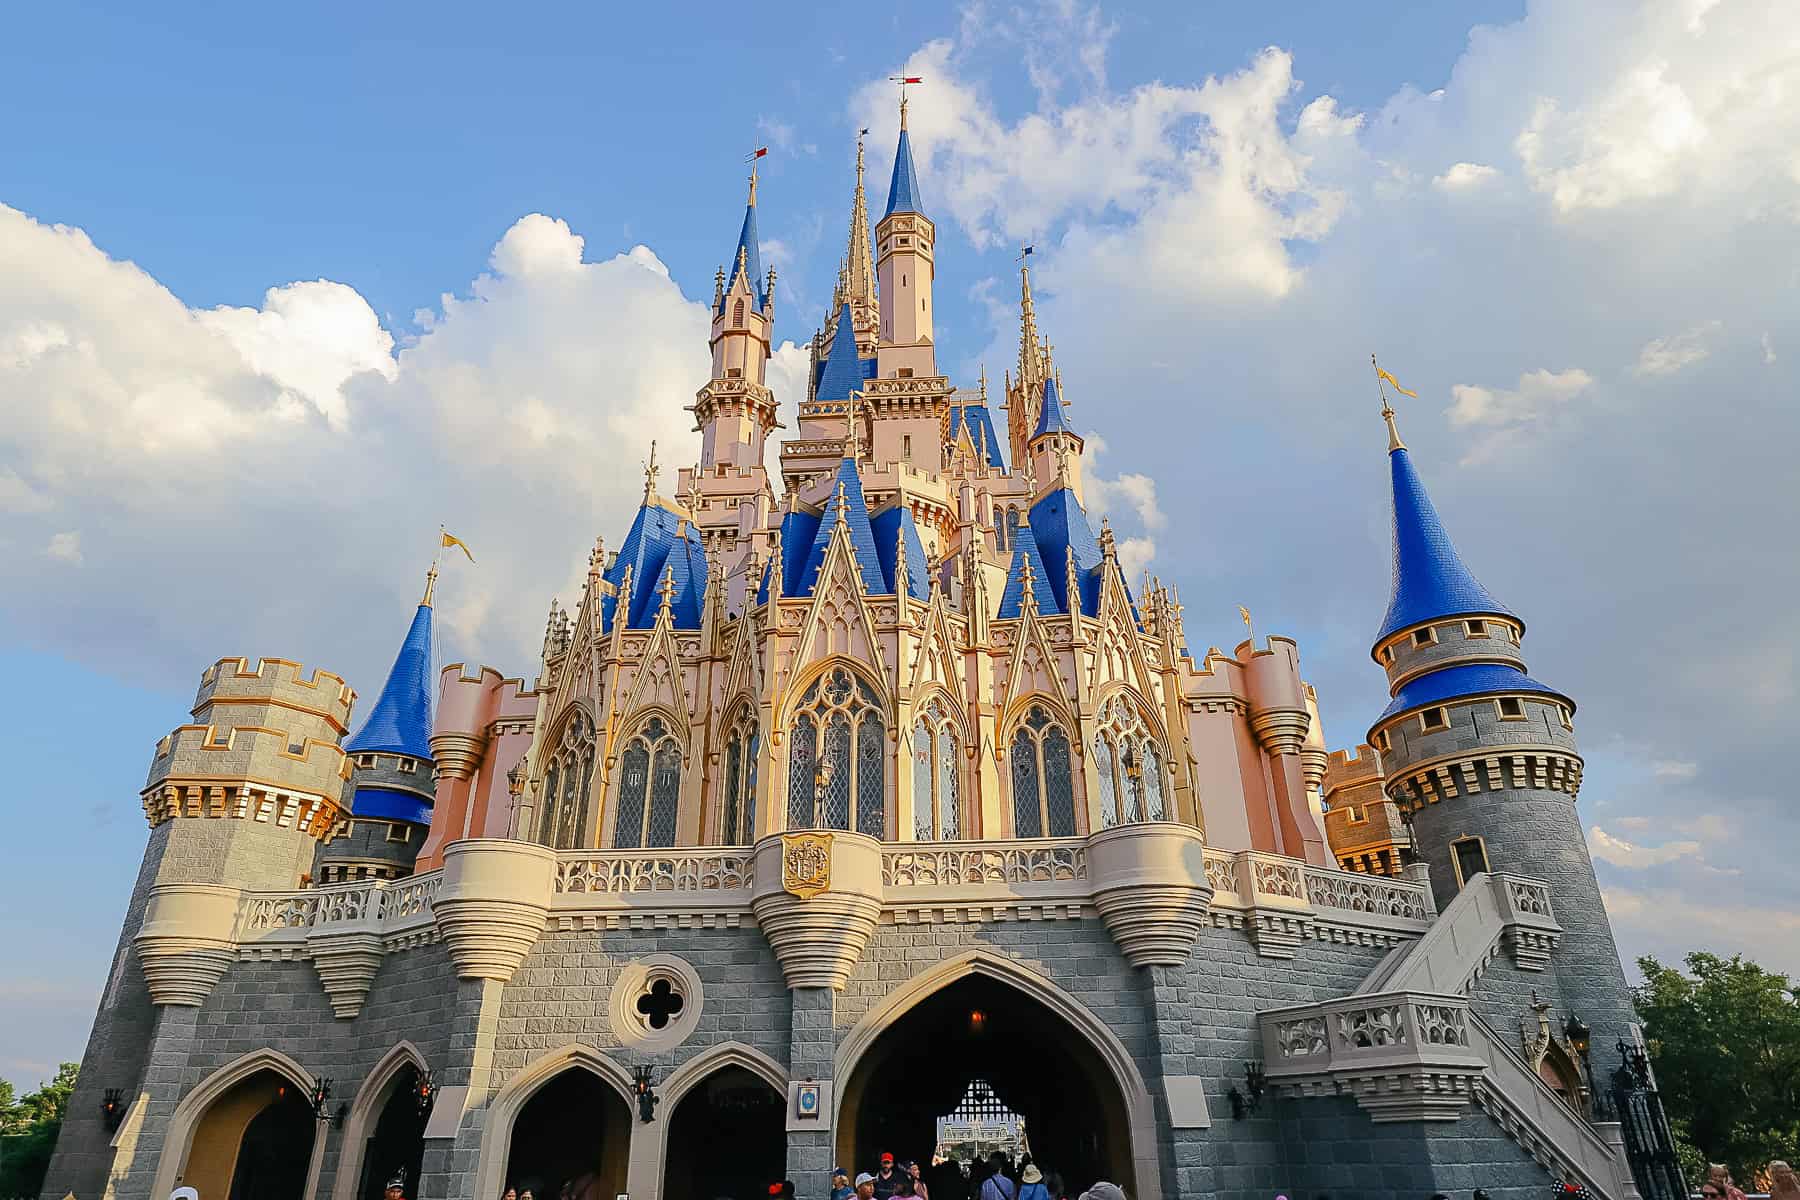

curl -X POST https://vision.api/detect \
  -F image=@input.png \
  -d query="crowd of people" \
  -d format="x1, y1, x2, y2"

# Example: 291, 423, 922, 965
799, 1149, 1118, 1200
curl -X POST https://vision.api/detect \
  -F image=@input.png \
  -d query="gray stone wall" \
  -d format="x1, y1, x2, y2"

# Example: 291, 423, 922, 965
1276, 1093, 1555, 1200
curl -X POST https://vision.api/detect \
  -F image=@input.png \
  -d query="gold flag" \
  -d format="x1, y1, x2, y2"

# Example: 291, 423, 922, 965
1376, 367, 1418, 398
441, 530, 475, 563
1238, 605, 1253, 630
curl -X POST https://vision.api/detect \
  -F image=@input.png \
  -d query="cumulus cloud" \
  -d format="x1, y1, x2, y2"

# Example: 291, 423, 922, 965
1589, 825, 1701, 869
1651, 759, 1699, 780
1634, 320, 1721, 376
1433, 162, 1500, 190
1446, 368, 1595, 462
0, 203, 808, 685
1606, 887, 1800, 977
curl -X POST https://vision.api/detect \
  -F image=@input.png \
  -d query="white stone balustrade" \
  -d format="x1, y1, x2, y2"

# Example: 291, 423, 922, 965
1259, 989, 1488, 1121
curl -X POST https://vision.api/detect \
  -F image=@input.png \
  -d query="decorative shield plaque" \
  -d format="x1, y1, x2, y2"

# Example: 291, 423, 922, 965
781, 832, 832, 899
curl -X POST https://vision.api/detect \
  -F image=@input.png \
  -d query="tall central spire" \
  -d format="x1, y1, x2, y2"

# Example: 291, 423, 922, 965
834, 134, 880, 354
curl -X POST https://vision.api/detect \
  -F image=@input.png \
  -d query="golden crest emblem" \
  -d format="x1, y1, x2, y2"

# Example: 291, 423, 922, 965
781, 832, 833, 899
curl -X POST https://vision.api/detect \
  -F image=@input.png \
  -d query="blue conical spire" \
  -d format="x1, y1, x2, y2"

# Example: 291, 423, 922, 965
815, 302, 867, 401
885, 109, 923, 217
720, 172, 767, 314
1033, 373, 1075, 438
1375, 441, 1519, 645
345, 589, 435, 761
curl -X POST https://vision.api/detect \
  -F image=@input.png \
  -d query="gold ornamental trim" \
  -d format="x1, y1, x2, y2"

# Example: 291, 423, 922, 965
781, 832, 833, 900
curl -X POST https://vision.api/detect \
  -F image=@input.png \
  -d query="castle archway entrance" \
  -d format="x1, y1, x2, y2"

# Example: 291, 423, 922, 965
504, 1068, 631, 1200
836, 973, 1135, 1199
173, 1065, 316, 1200
662, 1064, 786, 1199
352, 1070, 428, 1200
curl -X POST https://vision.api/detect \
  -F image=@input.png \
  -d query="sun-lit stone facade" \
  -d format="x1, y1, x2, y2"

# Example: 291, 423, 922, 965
43, 105, 1650, 1200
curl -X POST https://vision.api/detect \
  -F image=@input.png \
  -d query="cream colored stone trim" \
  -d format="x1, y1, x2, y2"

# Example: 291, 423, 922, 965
608, 954, 705, 1052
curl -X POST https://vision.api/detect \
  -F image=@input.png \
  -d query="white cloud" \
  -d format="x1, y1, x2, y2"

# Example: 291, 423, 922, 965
1606, 887, 1800, 977
44, 531, 82, 565
1433, 162, 1499, 190
198, 280, 396, 429
1446, 368, 1595, 462
1634, 320, 1721, 376
1589, 825, 1701, 869
1651, 759, 1699, 779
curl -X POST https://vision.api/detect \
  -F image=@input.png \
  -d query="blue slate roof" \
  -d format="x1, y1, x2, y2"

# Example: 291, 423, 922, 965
799, 459, 886, 595
870, 503, 931, 603
885, 127, 923, 216
1028, 486, 1106, 616
1374, 662, 1568, 725
947, 400, 1007, 469
345, 602, 434, 760
602, 499, 709, 631
1376, 446, 1518, 645
720, 199, 767, 314
997, 524, 1058, 618
815, 303, 874, 402
1033, 374, 1076, 438
351, 785, 433, 825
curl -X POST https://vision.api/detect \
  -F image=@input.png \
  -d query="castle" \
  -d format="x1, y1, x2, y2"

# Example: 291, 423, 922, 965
43, 101, 1652, 1200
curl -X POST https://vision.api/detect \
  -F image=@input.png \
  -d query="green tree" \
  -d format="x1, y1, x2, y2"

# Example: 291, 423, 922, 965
0, 1062, 79, 1197
1635, 952, 1800, 1184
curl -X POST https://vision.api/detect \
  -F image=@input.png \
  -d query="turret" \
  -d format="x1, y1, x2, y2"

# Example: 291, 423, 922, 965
1364, 397, 1634, 1050
315, 569, 439, 883
694, 169, 780, 472
875, 94, 936, 378
1005, 262, 1049, 466
1028, 368, 1084, 502
833, 135, 881, 355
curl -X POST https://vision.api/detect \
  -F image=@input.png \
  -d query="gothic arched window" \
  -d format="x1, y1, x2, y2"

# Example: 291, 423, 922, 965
911, 696, 961, 840
615, 715, 682, 848
720, 708, 759, 845
537, 708, 595, 850
1005, 508, 1021, 553
733, 298, 746, 327
1009, 705, 1076, 838
786, 666, 886, 837
1092, 695, 1166, 828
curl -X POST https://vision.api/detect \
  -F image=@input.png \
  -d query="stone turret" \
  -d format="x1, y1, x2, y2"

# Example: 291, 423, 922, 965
1365, 400, 1634, 1050
46, 655, 353, 1199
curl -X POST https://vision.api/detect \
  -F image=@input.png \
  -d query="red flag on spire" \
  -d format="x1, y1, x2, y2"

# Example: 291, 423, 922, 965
746, 146, 768, 162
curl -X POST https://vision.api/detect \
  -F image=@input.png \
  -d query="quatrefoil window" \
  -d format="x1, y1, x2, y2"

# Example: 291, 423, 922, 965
635, 978, 686, 1030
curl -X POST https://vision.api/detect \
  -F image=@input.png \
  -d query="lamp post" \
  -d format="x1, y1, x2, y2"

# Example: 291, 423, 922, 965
632, 1065, 659, 1123
1563, 1014, 1593, 1117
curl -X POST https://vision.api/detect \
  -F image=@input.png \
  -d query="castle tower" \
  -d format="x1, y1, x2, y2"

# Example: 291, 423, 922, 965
45, 656, 353, 1198
1028, 368, 1084, 503
696, 169, 779, 472
874, 94, 936, 378
1365, 402, 1634, 1046
315, 569, 438, 882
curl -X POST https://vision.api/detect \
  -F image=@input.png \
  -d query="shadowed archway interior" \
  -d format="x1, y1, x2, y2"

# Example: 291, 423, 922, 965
837, 976, 1131, 1194
663, 1064, 786, 1200
504, 1069, 631, 1200
355, 1071, 428, 1200
177, 1067, 316, 1200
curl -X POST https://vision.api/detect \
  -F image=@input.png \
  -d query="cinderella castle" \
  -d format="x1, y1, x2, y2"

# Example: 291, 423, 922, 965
43, 99, 1667, 1200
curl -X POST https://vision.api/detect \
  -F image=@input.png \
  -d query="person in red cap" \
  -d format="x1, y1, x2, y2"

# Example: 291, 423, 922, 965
873, 1153, 904, 1199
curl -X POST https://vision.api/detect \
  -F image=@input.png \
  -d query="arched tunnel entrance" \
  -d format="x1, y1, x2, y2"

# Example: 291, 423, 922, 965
837, 974, 1134, 1197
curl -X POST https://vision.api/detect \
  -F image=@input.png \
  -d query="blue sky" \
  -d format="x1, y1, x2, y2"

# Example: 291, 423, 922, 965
5, 0, 1799, 1089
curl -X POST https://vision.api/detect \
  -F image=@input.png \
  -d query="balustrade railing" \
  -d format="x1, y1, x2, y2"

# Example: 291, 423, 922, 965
1203, 847, 1432, 924
238, 870, 443, 937
552, 849, 754, 895
881, 839, 1087, 888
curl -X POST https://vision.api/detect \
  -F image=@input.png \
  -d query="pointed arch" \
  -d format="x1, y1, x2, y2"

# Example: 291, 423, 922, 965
151, 1047, 326, 1200
473, 1044, 637, 1200
538, 702, 598, 850
908, 687, 966, 841
331, 1041, 430, 1200
715, 696, 762, 845
612, 707, 687, 848
1002, 697, 1080, 839
1090, 686, 1169, 828
651, 1041, 790, 1200
782, 657, 889, 837
832, 951, 1158, 1200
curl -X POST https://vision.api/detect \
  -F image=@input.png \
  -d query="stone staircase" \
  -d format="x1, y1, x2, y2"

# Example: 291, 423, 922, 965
1259, 871, 1637, 1200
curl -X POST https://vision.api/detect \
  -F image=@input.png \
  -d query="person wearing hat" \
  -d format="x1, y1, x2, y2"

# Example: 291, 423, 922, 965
1016, 1164, 1049, 1200
903, 1161, 929, 1200
768, 1182, 797, 1200
830, 1168, 855, 1200
384, 1170, 409, 1200
856, 1173, 879, 1200
873, 1153, 904, 1199
1076, 1184, 1125, 1200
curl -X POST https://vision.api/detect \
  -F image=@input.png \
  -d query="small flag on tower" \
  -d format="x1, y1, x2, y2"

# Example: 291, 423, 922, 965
891, 75, 924, 84
746, 146, 768, 162
1374, 364, 1417, 398
440, 530, 475, 563
1021, 244, 1034, 258
1238, 605, 1253, 637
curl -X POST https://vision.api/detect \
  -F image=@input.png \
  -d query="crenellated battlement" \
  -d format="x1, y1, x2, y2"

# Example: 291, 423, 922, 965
194, 656, 355, 733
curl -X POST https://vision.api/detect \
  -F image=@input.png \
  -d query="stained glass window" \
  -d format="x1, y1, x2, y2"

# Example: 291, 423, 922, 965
616, 715, 682, 848
911, 696, 960, 840
537, 708, 595, 849
721, 710, 759, 845
786, 666, 888, 836
1094, 695, 1168, 829
1011, 705, 1076, 838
